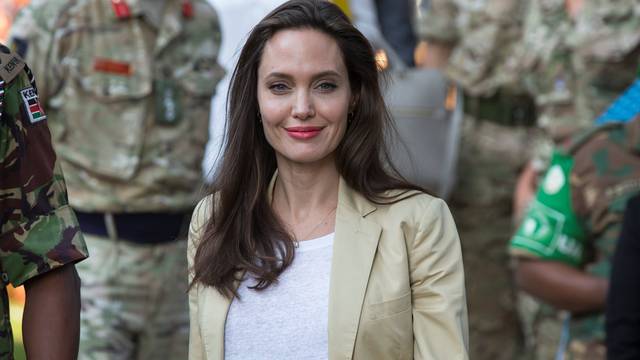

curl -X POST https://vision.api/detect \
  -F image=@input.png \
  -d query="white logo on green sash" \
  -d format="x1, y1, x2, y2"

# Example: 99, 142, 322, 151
543, 165, 565, 195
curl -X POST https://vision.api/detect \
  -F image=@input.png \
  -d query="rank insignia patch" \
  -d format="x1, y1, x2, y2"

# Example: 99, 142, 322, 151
20, 87, 47, 124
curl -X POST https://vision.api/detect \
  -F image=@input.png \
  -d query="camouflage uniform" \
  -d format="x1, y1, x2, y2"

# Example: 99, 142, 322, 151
513, 3, 584, 358
511, 116, 640, 360
415, 1, 537, 359
0, 45, 88, 357
9, 0, 223, 358
515, 3, 640, 357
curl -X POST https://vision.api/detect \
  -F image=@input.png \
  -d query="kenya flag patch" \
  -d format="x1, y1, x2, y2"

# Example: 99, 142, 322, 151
20, 87, 47, 124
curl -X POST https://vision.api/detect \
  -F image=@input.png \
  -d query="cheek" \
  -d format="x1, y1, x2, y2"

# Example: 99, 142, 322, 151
259, 97, 290, 125
322, 103, 349, 129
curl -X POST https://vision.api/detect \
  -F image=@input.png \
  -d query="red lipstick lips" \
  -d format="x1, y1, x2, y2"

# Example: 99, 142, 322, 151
285, 126, 323, 139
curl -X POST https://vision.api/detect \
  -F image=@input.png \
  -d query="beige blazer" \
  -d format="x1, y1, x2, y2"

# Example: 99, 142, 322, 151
188, 176, 469, 359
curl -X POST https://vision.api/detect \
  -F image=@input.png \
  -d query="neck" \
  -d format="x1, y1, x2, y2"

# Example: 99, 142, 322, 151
272, 157, 340, 223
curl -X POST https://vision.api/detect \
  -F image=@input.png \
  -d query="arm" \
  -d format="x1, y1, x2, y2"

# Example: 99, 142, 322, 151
414, 0, 457, 69
414, 40, 453, 69
349, 0, 398, 63
0, 67, 89, 358
515, 259, 608, 313
23, 264, 81, 360
565, 0, 583, 18
606, 195, 640, 359
411, 198, 468, 359
513, 161, 538, 224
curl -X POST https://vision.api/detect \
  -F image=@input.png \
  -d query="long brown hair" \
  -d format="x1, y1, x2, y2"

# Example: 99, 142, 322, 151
192, 0, 425, 298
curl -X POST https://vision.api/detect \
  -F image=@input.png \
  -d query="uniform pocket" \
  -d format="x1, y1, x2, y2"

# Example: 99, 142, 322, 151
51, 24, 152, 180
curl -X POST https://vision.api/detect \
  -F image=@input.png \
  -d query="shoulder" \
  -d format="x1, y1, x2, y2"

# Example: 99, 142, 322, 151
188, 194, 215, 251
188, 0, 221, 30
375, 190, 454, 232
13, 0, 74, 26
9, 0, 77, 45
563, 122, 626, 157
192, 0, 219, 19
0, 44, 26, 84
182, 0, 222, 45
382, 190, 444, 211
190, 195, 214, 234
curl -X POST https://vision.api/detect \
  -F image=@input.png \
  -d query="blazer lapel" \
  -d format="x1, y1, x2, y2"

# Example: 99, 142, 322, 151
328, 178, 381, 359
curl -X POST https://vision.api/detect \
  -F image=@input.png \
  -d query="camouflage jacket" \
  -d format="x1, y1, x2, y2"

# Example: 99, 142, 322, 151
414, 0, 529, 96
9, 0, 224, 212
511, 116, 640, 342
0, 45, 88, 356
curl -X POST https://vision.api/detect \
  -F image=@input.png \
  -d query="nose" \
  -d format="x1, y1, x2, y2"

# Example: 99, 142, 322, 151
291, 90, 315, 120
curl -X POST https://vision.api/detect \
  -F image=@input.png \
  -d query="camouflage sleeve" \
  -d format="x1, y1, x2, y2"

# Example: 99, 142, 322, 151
8, 0, 67, 103
414, 0, 459, 43
0, 68, 88, 287
509, 150, 587, 267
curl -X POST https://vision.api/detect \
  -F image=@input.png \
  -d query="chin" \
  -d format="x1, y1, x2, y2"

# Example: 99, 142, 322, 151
280, 150, 335, 166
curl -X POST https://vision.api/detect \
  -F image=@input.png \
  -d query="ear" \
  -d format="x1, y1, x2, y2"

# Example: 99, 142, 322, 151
349, 93, 360, 112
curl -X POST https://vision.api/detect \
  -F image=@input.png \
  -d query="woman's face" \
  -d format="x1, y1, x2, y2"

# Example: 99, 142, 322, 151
257, 28, 352, 166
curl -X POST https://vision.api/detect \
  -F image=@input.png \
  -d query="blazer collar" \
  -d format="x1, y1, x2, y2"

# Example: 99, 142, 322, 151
328, 177, 382, 358
208, 172, 382, 359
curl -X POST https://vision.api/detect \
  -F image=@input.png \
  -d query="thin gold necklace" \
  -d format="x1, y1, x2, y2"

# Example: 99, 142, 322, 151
294, 206, 337, 242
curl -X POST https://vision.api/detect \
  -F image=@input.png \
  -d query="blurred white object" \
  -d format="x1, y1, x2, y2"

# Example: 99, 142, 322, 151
204, 0, 284, 182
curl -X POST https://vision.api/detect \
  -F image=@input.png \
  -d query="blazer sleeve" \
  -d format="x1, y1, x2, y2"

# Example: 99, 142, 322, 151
188, 196, 211, 360
410, 197, 469, 359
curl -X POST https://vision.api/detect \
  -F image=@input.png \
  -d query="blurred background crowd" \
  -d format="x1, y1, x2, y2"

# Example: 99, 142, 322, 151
1, 0, 639, 359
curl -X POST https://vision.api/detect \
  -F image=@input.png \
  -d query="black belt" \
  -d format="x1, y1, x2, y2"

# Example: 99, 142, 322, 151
464, 89, 537, 127
75, 210, 190, 244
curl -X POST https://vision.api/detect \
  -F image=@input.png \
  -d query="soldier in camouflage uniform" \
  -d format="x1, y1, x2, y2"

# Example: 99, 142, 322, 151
9, 0, 223, 358
414, 1, 537, 358
510, 115, 640, 360
512, 3, 587, 358
512, 2, 640, 358
0, 44, 88, 358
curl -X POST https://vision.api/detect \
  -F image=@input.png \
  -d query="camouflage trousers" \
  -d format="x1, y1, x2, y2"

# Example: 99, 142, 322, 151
567, 340, 606, 360
449, 117, 540, 360
516, 292, 564, 360
77, 234, 189, 360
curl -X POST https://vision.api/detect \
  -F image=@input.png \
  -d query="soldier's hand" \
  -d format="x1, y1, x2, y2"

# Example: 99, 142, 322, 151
565, 0, 584, 18
415, 40, 452, 69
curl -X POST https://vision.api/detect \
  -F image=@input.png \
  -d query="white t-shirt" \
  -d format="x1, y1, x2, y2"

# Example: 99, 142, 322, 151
224, 232, 335, 360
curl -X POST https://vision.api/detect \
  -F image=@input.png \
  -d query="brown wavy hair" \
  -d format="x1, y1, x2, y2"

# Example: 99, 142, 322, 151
191, 0, 425, 298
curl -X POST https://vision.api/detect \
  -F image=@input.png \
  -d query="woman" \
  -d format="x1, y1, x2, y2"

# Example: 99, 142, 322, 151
188, 1, 468, 359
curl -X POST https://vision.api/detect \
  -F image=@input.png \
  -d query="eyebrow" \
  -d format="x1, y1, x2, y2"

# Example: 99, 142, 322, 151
264, 70, 343, 81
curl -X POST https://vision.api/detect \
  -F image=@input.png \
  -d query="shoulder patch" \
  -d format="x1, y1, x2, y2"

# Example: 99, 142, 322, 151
19, 87, 47, 124
0, 44, 26, 84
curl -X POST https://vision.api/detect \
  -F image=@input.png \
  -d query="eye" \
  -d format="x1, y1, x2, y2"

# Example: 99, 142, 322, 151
316, 82, 337, 92
268, 83, 290, 93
